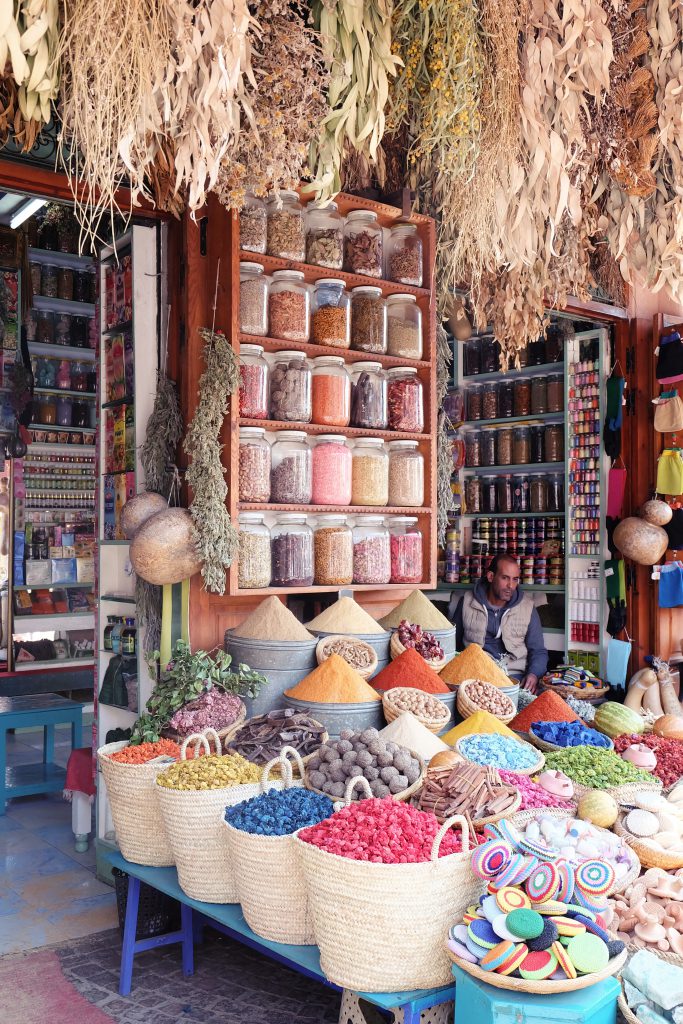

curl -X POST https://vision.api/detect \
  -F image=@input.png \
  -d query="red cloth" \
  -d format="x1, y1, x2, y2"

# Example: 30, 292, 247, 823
65, 747, 96, 797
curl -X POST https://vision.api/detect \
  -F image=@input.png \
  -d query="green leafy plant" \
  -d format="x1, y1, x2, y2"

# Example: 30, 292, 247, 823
130, 639, 266, 744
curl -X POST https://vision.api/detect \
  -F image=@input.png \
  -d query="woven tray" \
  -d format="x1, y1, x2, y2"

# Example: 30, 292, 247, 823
456, 678, 516, 725
382, 687, 450, 734
618, 992, 640, 1024
221, 716, 328, 775
304, 750, 426, 804
316, 635, 378, 680
540, 678, 610, 703
389, 631, 446, 671
455, 734, 544, 777
527, 726, 615, 754
613, 811, 683, 869
570, 778, 663, 807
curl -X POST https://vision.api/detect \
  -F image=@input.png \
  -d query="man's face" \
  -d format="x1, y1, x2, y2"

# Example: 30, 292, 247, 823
487, 560, 520, 603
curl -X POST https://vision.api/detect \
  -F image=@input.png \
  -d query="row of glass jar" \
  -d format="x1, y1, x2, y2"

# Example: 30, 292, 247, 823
27, 309, 94, 348
30, 262, 96, 304
240, 191, 423, 286
240, 347, 424, 433
464, 474, 564, 514
238, 513, 423, 589
33, 397, 96, 428
467, 375, 563, 421
462, 327, 565, 376
240, 429, 424, 508
464, 423, 564, 467
240, 266, 423, 359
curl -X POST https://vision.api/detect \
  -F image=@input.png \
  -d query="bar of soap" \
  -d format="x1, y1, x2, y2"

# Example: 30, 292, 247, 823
672, 1006, 683, 1024
637, 1006, 672, 1024
623, 950, 683, 1011
623, 981, 649, 1010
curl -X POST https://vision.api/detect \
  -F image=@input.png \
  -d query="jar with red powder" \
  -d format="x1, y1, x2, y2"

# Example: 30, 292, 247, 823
239, 344, 270, 419
352, 515, 391, 584
386, 367, 424, 432
387, 516, 423, 584
311, 435, 352, 505
311, 356, 350, 427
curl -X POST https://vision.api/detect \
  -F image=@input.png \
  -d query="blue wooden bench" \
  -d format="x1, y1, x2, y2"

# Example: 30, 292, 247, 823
105, 850, 454, 1023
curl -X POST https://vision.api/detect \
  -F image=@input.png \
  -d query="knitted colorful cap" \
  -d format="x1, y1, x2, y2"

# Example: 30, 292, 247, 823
480, 941, 517, 972
551, 940, 577, 980
575, 860, 615, 897
506, 908, 544, 940
519, 949, 558, 980
566, 933, 609, 975
471, 840, 513, 880
496, 942, 529, 976
525, 863, 560, 903
495, 886, 531, 914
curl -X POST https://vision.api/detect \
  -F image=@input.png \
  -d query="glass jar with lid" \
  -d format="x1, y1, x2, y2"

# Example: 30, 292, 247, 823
71, 315, 88, 346
350, 286, 387, 354
386, 294, 422, 359
238, 513, 271, 589
311, 278, 350, 349
55, 313, 71, 346
531, 375, 547, 414
480, 337, 499, 375
528, 335, 546, 365
387, 367, 423, 432
36, 310, 55, 344
530, 423, 545, 463
387, 516, 423, 584
482, 381, 498, 420
240, 192, 267, 254
268, 269, 310, 342
530, 475, 549, 513
464, 337, 482, 376
267, 190, 305, 260
512, 474, 530, 513
352, 438, 388, 506
467, 384, 483, 421
465, 429, 482, 468
239, 426, 271, 503
314, 515, 353, 585
57, 267, 74, 301
305, 201, 343, 269
239, 261, 268, 336
350, 361, 387, 429
547, 474, 564, 511
312, 435, 352, 505
311, 356, 350, 427
547, 373, 563, 413
498, 379, 514, 418
481, 475, 497, 513
239, 343, 269, 419
387, 222, 423, 286
72, 271, 89, 303
544, 423, 564, 462
271, 514, 314, 587
29, 261, 42, 294
352, 515, 391, 584
496, 426, 513, 466
388, 440, 424, 507
481, 427, 497, 467
496, 475, 514, 514
513, 377, 531, 417
513, 425, 530, 465
41, 263, 58, 298
270, 351, 311, 423
344, 210, 383, 277
270, 430, 311, 504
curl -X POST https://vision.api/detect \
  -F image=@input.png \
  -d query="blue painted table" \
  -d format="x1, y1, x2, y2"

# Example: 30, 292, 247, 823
0, 694, 83, 814
105, 850, 454, 1023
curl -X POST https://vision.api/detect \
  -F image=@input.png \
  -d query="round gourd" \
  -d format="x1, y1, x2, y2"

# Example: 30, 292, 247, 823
613, 518, 669, 565
121, 491, 169, 540
129, 508, 203, 585
427, 750, 462, 772
577, 790, 618, 829
594, 701, 645, 739
640, 500, 673, 527
653, 715, 683, 740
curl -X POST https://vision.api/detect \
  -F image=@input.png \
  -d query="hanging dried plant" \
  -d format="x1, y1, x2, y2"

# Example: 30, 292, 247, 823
214, 0, 328, 210
140, 374, 183, 497
0, 74, 41, 152
0, 0, 59, 130
183, 328, 240, 595
306, 0, 401, 203
435, 322, 453, 546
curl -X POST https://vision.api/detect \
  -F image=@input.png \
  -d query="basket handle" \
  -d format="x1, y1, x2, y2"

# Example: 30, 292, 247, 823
277, 744, 306, 780
343, 776, 373, 805
430, 814, 471, 863
180, 730, 221, 761
260, 753, 294, 791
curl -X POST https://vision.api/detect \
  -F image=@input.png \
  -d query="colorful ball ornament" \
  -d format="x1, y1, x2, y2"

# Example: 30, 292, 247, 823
525, 863, 560, 903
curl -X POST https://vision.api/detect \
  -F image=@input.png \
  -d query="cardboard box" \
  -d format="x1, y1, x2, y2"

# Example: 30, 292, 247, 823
76, 556, 94, 583
51, 557, 77, 583
25, 560, 51, 586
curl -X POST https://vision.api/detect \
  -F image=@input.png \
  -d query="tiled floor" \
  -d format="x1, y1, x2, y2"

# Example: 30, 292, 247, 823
0, 723, 118, 954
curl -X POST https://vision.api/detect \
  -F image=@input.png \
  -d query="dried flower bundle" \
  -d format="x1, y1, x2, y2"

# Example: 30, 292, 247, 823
0, 0, 59, 129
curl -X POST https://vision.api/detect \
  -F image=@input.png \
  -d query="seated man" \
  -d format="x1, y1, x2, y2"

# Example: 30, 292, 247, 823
451, 554, 548, 693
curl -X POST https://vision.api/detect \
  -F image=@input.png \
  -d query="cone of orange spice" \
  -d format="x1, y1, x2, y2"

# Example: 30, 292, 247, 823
110, 739, 181, 764
509, 690, 579, 733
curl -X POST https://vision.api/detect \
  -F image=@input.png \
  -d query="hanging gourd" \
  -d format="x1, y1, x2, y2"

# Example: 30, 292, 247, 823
613, 518, 669, 565
121, 492, 170, 540
654, 658, 683, 719
640, 499, 673, 526
625, 666, 664, 718
129, 507, 203, 585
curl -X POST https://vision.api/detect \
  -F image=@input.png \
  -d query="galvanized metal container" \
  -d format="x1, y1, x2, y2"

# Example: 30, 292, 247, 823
501, 682, 520, 711
283, 695, 384, 740
432, 689, 457, 733
308, 629, 391, 679
224, 631, 318, 718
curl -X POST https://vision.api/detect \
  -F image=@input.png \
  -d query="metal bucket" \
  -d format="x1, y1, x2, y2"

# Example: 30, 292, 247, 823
283, 695, 384, 740
308, 629, 391, 680
224, 631, 319, 718
501, 682, 520, 711
432, 690, 457, 733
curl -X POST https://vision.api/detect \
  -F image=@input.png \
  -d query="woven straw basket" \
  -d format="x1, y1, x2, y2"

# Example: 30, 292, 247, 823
526, 726, 614, 753
294, 796, 484, 992
618, 992, 640, 1024
316, 636, 378, 680
382, 687, 450, 734
455, 735, 544, 777
223, 747, 317, 945
570, 778, 663, 807
389, 632, 446, 671
456, 679, 515, 724
539, 678, 610, 703
613, 811, 683, 869
220, 716, 328, 775
97, 740, 175, 866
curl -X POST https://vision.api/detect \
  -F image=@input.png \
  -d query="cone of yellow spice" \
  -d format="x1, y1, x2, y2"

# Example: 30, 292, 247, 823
441, 710, 518, 746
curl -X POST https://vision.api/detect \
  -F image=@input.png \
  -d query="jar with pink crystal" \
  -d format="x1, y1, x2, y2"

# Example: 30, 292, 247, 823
311, 435, 352, 506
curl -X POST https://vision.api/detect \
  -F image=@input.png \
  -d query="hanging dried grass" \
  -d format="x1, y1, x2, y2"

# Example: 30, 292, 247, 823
140, 375, 183, 498
435, 322, 454, 546
135, 575, 161, 668
0, 0, 59, 130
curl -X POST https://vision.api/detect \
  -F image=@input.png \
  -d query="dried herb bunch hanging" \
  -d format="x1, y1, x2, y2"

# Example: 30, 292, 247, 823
183, 329, 240, 595
0, 0, 59, 132
139, 374, 183, 497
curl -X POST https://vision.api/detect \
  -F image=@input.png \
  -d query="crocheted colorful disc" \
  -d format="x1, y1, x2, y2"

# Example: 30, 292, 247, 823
496, 943, 529, 976
491, 914, 517, 941
551, 916, 586, 938
448, 938, 478, 964
572, 887, 607, 916
532, 899, 567, 916
468, 919, 499, 950
495, 886, 531, 913
483, 823, 505, 842
575, 860, 615, 897
465, 932, 491, 960
519, 950, 558, 980
554, 860, 575, 904
510, 854, 539, 885
607, 939, 625, 959
495, 853, 527, 888
497, 819, 521, 848
526, 919, 559, 952
482, 895, 500, 924
463, 908, 482, 924
471, 840, 513, 879
566, 904, 596, 921
449, 924, 469, 944
572, 913, 610, 944
566, 933, 609, 975
506, 909, 544, 940
525, 863, 560, 903
552, 940, 577, 980
480, 941, 516, 972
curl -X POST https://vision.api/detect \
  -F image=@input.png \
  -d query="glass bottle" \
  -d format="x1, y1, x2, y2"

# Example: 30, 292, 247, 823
312, 435, 352, 505
313, 515, 353, 586
269, 351, 311, 423
498, 379, 514, 418
305, 201, 344, 270
350, 285, 387, 354
240, 192, 267, 254
344, 210, 383, 277
530, 475, 549, 513
267, 190, 305, 260
386, 293, 423, 359
239, 261, 268, 336
387, 222, 423, 286
238, 513, 272, 589
350, 361, 387, 430
268, 269, 310, 342
270, 430, 311, 504
465, 429, 482, 468
531, 376, 547, 414
387, 367, 424, 432
311, 278, 350, 349
352, 515, 391, 584
387, 516, 422, 584
311, 356, 350, 427
238, 426, 271, 503
239, 343, 269, 419
352, 438, 389, 506
467, 384, 483, 421
388, 440, 424, 507
271, 514, 314, 586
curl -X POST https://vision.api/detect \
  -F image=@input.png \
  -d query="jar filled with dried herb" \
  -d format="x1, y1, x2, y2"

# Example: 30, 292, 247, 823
386, 293, 422, 359
387, 367, 424, 432
239, 261, 268, 336
266, 190, 305, 260
387, 222, 423, 286
240, 192, 267, 254
351, 286, 387, 354
388, 440, 424, 507
313, 515, 353, 585
271, 513, 314, 586
238, 513, 271, 589
344, 210, 383, 277
270, 430, 311, 504
270, 351, 311, 423
350, 361, 387, 430
239, 427, 271, 503
387, 516, 422, 584
352, 515, 391, 584
269, 270, 310, 342
239, 343, 269, 419
352, 437, 389, 506
305, 201, 343, 270
311, 278, 350, 349
311, 356, 350, 427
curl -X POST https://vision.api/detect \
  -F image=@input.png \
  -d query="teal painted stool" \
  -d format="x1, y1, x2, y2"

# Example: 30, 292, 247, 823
451, 965, 620, 1024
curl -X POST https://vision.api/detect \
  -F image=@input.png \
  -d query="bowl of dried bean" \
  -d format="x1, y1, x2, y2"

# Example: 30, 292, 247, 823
382, 687, 451, 734
315, 635, 379, 680
456, 678, 516, 724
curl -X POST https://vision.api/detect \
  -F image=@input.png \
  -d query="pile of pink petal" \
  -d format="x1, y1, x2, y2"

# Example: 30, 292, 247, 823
167, 689, 243, 737
499, 770, 575, 811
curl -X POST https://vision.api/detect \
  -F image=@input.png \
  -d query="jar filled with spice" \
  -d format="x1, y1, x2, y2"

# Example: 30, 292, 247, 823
311, 356, 350, 427
496, 426, 513, 466
467, 384, 483, 421
240, 192, 267, 254
481, 476, 497, 513
36, 310, 55, 344
351, 437, 388, 506
41, 263, 58, 298
482, 381, 498, 420
350, 361, 387, 429
350, 286, 386, 354
545, 324, 564, 363
388, 440, 424, 507
465, 429, 482, 468
513, 377, 531, 417
548, 474, 564, 511
270, 351, 311, 423
481, 426, 498, 467
57, 267, 74, 301
311, 278, 350, 349
464, 476, 483, 514
271, 514, 313, 587
498, 379, 514, 418
464, 337, 482, 376
239, 343, 269, 419
239, 261, 268, 336
39, 396, 57, 424
270, 430, 311, 504
56, 396, 72, 427
544, 423, 564, 462
267, 190, 305, 260
352, 516, 390, 584
547, 373, 563, 413
312, 435, 352, 505
71, 316, 88, 347
496, 475, 513, 514
30, 261, 42, 295
344, 210, 383, 277
387, 222, 423, 286
387, 516, 422, 584
73, 271, 90, 304
24, 309, 37, 342
512, 425, 530, 465
480, 337, 499, 375
530, 424, 545, 463
314, 515, 353, 586
530, 475, 549, 513
512, 474, 530, 512
305, 201, 343, 269
387, 367, 424, 432
531, 375, 547, 414
239, 427, 271, 503
54, 313, 71, 346
386, 293, 422, 359
269, 270, 310, 342
71, 361, 88, 391
238, 513, 271, 589
528, 336, 546, 365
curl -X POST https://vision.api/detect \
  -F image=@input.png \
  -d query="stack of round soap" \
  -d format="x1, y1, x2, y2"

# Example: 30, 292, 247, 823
459, 734, 539, 771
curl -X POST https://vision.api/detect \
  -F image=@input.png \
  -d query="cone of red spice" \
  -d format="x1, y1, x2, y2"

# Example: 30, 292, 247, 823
509, 689, 580, 732
372, 648, 450, 694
